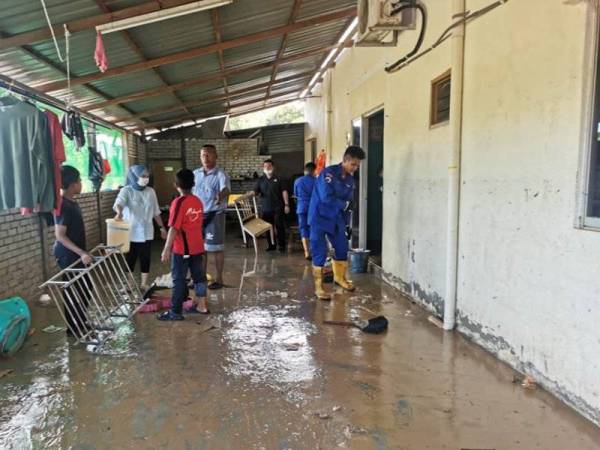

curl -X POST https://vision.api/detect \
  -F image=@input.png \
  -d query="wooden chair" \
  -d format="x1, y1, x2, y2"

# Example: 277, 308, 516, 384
233, 193, 274, 254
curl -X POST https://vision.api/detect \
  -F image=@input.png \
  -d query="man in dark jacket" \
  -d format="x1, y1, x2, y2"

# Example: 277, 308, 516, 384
254, 159, 290, 252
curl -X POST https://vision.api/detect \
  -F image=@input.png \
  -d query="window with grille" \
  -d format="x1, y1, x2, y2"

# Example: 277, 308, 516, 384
430, 70, 451, 126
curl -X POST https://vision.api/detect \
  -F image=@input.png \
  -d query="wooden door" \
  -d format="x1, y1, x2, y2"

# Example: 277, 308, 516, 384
151, 160, 182, 207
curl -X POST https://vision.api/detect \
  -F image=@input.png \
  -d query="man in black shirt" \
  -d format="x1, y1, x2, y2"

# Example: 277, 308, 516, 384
254, 159, 290, 252
54, 166, 93, 338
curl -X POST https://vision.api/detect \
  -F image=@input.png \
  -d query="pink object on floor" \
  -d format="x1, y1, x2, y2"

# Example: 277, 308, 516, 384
138, 302, 159, 313
94, 32, 109, 73
138, 296, 193, 313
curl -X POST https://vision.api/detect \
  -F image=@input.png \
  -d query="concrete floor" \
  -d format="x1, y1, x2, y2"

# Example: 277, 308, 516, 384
1, 240, 600, 449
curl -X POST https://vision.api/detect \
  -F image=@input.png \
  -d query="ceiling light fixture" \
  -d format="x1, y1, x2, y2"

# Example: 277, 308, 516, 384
96, 0, 233, 34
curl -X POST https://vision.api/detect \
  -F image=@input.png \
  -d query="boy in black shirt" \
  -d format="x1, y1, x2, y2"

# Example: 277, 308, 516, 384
54, 166, 93, 338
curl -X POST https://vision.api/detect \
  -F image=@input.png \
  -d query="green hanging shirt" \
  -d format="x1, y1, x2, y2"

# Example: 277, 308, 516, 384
0, 96, 54, 211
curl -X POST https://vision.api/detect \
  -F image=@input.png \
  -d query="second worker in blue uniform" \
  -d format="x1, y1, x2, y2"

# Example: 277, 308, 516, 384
293, 162, 316, 260
308, 146, 365, 300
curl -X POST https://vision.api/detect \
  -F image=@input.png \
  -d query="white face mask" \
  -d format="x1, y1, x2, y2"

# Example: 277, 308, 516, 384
137, 177, 150, 187
303, 171, 310, 176
264, 169, 273, 177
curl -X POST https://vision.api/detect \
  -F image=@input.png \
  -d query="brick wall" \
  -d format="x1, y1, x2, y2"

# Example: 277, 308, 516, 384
0, 191, 119, 303
126, 133, 147, 165
148, 137, 269, 177
146, 139, 181, 161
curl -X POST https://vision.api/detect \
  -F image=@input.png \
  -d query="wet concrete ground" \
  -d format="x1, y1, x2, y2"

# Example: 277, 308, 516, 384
1, 241, 600, 449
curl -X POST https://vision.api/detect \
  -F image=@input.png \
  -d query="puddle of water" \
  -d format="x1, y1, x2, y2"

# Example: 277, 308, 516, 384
223, 306, 318, 387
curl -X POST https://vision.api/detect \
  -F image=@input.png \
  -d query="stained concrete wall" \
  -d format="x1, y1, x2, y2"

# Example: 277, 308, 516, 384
303, 0, 600, 425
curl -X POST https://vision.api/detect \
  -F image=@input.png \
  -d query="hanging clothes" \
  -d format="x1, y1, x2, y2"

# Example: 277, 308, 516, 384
61, 110, 85, 149
0, 96, 55, 211
94, 32, 109, 73
88, 133, 104, 192
45, 110, 66, 215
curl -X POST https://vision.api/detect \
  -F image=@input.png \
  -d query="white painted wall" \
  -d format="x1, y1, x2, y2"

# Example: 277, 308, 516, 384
303, 0, 600, 425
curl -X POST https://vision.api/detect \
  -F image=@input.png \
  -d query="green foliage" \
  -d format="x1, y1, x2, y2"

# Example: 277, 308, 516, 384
227, 101, 305, 131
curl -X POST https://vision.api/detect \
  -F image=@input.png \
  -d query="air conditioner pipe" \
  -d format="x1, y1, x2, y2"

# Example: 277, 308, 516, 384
443, 0, 466, 331
385, 0, 428, 72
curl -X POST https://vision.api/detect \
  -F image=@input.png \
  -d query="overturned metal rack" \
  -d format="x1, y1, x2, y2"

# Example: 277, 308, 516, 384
40, 245, 148, 348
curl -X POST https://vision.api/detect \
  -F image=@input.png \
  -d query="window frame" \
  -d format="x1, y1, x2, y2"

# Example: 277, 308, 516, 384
576, 2, 600, 230
430, 69, 451, 127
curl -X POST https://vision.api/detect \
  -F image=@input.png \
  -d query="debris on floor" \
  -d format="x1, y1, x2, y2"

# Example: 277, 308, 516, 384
344, 425, 368, 438
153, 273, 174, 288
513, 374, 537, 390
428, 315, 444, 329
197, 316, 222, 333
42, 325, 65, 334
38, 294, 52, 305
0, 369, 14, 379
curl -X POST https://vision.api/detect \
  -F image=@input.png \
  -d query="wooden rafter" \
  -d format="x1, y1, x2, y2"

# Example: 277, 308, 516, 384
114, 71, 312, 123
211, 9, 230, 111
83, 42, 350, 112
0, 31, 141, 123
0, 0, 203, 50
263, 0, 303, 107
37, 7, 356, 93
92, 0, 190, 115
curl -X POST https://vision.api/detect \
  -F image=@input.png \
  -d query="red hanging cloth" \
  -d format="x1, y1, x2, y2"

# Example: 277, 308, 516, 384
94, 31, 109, 73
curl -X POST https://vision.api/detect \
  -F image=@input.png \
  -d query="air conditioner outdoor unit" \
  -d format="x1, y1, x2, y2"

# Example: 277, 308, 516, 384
355, 0, 417, 47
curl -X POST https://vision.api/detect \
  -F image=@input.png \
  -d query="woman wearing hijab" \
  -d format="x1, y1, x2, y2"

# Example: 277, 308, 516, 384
114, 165, 167, 290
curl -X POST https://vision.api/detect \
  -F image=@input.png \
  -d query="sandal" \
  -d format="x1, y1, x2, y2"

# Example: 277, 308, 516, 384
157, 311, 184, 321
208, 281, 224, 290
184, 306, 210, 315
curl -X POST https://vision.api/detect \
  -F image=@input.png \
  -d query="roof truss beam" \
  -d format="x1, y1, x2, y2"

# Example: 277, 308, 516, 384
264, 0, 303, 106
0, 0, 203, 51
84, 42, 350, 112
36, 7, 356, 93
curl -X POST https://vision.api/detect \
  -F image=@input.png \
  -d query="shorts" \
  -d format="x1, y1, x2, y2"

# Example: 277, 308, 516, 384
203, 210, 226, 252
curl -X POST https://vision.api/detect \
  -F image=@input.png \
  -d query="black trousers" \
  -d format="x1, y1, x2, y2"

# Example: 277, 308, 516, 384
262, 209, 286, 249
126, 240, 152, 273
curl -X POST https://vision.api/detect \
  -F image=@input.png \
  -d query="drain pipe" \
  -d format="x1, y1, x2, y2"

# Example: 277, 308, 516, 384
326, 73, 333, 161
443, 0, 466, 331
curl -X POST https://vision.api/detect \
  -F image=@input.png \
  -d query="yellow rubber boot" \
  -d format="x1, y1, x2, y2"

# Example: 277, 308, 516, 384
312, 266, 332, 301
332, 260, 355, 291
301, 238, 312, 260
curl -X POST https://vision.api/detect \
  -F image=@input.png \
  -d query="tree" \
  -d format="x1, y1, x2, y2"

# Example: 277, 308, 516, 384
227, 101, 305, 131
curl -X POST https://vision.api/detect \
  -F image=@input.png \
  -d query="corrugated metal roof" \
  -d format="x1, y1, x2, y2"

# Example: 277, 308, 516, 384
160, 54, 222, 85
285, 21, 347, 57
298, 0, 357, 20
219, 0, 292, 41
0, 0, 100, 35
0, 0, 356, 129
126, 12, 216, 59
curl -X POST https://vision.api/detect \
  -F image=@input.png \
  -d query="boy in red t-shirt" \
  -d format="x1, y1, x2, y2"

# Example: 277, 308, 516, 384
158, 169, 209, 321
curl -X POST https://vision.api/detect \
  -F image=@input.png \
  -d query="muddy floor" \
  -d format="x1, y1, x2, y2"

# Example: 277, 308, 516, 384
1, 241, 600, 450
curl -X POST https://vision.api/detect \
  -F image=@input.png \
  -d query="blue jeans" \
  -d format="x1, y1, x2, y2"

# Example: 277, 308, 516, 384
171, 254, 207, 314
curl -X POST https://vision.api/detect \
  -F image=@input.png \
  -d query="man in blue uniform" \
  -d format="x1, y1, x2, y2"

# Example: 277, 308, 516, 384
308, 146, 365, 300
293, 162, 316, 260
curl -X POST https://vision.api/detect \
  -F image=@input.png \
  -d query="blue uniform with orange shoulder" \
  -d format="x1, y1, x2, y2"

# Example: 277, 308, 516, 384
293, 174, 315, 239
308, 164, 354, 266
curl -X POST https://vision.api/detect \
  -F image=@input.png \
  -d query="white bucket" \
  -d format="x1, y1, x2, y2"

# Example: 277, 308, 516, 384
105, 219, 131, 253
